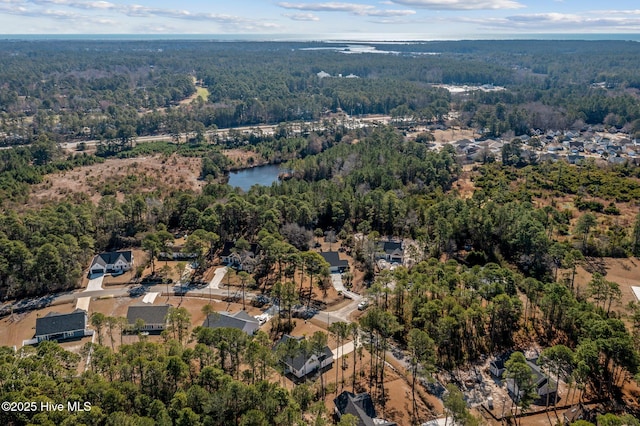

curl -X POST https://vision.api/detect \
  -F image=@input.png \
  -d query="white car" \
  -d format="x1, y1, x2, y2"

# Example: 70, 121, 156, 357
357, 300, 369, 310
255, 314, 270, 325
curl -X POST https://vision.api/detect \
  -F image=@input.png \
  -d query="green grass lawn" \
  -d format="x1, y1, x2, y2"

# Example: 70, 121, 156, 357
196, 86, 209, 100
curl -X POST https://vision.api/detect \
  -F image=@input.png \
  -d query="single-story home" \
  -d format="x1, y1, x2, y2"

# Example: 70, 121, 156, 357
278, 334, 334, 379
609, 156, 628, 165
126, 303, 171, 332
90, 250, 134, 275
202, 310, 260, 335
320, 251, 349, 273
334, 391, 397, 426
34, 309, 93, 343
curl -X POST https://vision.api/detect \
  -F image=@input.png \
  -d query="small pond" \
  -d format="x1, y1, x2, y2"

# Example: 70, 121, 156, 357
227, 164, 282, 191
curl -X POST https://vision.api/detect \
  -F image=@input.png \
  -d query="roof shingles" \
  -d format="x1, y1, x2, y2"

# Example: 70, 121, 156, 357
35, 309, 87, 337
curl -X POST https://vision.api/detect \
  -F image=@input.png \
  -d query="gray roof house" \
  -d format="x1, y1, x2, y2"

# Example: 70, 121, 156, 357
489, 352, 512, 378
127, 304, 171, 332
278, 334, 334, 379
567, 154, 586, 165
320, 251, 349, 273
34, 309, 92, 343
220, 241, 260, 272
334, 391, 397, 426
506, 357, 558, 405
203, 310, 259, 335
609, 156, 628, 165
376, 240, 404, 264
491, 352, 557, 405
90, 250, 134, 275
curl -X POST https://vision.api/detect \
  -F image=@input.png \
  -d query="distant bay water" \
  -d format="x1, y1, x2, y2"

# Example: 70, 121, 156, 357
1, 33, 639, 42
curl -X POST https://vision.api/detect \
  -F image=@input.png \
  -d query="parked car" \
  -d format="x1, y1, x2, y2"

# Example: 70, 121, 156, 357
252, 295, 270, 307
128, 285, 146, 297
255, 314, 270, 326
357, 300, 369, 310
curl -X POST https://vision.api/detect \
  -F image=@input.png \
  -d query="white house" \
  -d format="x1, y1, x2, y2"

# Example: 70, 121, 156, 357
505, 357, 558, 405
220, 241, 259, 272
376, 240, 404, 264
278, 334, 333, 379
90, 251, 134, 275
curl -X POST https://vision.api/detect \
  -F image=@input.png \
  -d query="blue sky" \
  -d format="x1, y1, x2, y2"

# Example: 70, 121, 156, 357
1, 0, 640, 39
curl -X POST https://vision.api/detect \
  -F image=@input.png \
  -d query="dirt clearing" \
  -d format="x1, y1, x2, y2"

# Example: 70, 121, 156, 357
31, 154, 204, 206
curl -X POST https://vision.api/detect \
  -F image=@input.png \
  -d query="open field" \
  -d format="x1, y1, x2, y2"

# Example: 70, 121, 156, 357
224, 148, 267, 168
571, 257, 640, 312
31, 154, 204, 206
433, 128, 476, 143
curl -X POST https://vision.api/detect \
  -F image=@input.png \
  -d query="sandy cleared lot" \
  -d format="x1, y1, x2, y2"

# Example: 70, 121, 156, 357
570, 257, 640, 313
31, 154, 204, 206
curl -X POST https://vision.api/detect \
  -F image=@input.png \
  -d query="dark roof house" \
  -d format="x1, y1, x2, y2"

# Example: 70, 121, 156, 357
376, 240, 404, 264
90, 250, 134, 275
35, 309, 91, 343
203, 310, 259, 335
220, 241, 260, 272
334, 391, 397, 426
220, 241, 259, 258
126, 304, 171, 332
567, 154, 585, 165
505, 355, 558, 405
320, 251, 349, 272
489, 351, 513, 378
277, 334, 334, 379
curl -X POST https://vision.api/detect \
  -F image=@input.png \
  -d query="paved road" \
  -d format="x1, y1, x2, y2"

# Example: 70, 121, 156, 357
52, 114, 392, 152
2, 268, 366, 331
319, 298, 361, 325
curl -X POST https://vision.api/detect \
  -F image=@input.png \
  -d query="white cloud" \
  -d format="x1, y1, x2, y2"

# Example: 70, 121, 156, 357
366, 9, 415, 16
0, 0, 283, 32
284, 12, 320, 21
389, 0, 525, 10
31, 0, 115, 9
277, 2, 415, 17
461, 10, 640, 31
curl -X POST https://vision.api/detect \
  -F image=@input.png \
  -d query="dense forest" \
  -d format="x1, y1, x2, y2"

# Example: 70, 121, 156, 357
0, 333, 317, 425
2, 40, 640, 146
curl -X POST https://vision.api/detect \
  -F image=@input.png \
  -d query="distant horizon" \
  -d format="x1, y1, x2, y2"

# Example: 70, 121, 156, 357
1, 33, 639, 43
1, 1, 640, 40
